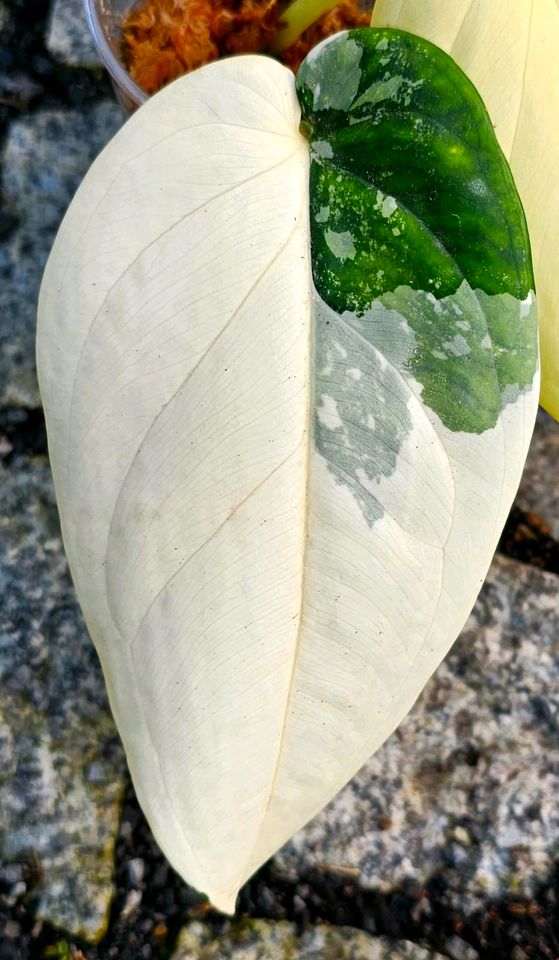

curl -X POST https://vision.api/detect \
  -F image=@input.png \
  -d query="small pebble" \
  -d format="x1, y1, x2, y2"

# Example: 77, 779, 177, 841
0, 864, 23, 887
128, 857, 145, 887
3, 920, 21, 938
453, 826, 471, 847
445, 936, 479, 960
85, 761, 105, 782
121, 888, 143, 921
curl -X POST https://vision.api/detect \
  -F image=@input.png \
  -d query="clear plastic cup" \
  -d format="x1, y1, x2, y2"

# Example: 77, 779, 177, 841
84, 0, 375, 112
83, 0, 148, 112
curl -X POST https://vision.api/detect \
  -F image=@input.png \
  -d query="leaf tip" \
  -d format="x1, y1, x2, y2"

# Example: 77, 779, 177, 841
208, 889, 238, 916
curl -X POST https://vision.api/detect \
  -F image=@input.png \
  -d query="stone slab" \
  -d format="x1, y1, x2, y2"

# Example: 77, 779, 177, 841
516, 407, 559, 537
0, 454, 126, 941
0, 100, 124, 409
172, 920, 451, 960
46, 0, 101, 69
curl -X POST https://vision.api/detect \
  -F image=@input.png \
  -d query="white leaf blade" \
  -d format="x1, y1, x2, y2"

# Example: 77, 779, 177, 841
240, 291, 539, 882
38, 57, 312, 911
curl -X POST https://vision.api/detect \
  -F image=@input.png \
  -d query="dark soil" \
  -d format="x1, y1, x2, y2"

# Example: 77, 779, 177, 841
0, 408, 48, 464
1, 3, 558, 959
498, 507, 559, 577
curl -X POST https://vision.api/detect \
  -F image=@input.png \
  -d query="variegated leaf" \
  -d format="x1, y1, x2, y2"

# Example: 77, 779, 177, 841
37, 30, 538, 911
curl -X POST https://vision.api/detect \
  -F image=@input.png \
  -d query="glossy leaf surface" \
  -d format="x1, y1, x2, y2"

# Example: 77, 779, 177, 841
37, 31, 538, 911
372, 0, 559, 418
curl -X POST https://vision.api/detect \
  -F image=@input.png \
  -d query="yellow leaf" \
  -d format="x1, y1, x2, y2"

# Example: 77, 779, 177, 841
372, 0, 559, 420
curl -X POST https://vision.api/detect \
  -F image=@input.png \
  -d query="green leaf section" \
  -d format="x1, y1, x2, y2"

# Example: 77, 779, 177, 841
355, 285, 538, 434
296, 29, 538, 433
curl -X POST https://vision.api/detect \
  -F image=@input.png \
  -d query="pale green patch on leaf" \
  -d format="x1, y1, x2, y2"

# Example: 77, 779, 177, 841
302, 34, 364, 111
324, 228, 357, 261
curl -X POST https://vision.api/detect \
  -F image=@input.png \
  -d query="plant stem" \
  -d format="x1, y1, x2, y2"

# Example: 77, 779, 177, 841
270, 0, 341, 52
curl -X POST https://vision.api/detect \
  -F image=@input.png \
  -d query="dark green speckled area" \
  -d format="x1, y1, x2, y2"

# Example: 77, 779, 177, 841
296, 28, 538, 434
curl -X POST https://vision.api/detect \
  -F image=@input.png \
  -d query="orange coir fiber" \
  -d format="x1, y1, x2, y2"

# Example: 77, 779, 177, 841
122, 0, 371, 95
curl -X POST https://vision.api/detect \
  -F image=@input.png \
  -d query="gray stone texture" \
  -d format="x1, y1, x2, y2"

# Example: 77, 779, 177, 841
516, 407, 559, 537
0, 100, 124, 409
46, 0, 101, 68
274, 555, 559, 915
171, 920, 451, 960
0, 453, 126, 941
